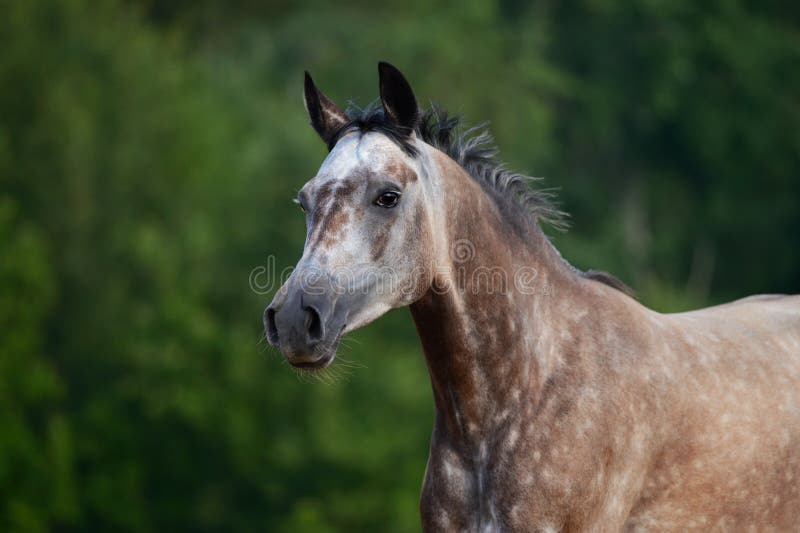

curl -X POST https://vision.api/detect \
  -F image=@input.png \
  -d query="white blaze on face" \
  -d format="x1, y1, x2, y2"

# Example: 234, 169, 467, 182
295, 131, 431, 334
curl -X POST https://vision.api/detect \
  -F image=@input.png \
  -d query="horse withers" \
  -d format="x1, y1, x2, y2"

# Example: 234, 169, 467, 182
265, 62, 800, 531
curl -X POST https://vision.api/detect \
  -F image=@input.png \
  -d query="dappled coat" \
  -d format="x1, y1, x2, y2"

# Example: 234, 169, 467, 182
267, 63, 800, 531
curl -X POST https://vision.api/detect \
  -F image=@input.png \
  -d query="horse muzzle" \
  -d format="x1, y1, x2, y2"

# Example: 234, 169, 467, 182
264, 284, 346, 369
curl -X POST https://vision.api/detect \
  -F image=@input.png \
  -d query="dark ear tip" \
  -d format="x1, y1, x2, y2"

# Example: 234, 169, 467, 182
378, 61, 400, 76
377, 61, 418, 129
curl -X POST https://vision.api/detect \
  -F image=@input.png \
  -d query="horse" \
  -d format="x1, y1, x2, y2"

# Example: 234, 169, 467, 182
264, 62, 800, 531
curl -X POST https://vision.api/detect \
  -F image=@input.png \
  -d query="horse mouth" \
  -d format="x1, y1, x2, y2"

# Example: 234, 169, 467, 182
288, 350, 335, 370
286, 325, 345, 370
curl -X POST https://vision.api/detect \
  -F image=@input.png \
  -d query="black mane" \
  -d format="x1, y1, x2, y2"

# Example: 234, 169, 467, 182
329, 102, 633, 296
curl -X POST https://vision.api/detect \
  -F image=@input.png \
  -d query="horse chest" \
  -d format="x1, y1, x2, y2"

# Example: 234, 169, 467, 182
420, 398, 642, 532
420, 444, 503, 532
421, 433, 572, 532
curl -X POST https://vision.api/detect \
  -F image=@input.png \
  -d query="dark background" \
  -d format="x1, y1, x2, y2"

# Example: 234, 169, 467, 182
2, 0, 798, 530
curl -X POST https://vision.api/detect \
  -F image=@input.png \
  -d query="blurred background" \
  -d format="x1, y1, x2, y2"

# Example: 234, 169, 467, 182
1, 0, 798, 530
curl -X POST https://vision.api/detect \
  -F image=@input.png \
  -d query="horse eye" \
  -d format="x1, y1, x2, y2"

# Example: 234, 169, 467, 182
375, 191, 400, 208
293, 198, 306, 212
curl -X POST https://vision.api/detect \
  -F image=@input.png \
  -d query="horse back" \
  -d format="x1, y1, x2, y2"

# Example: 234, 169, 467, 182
624, 294, 800, 529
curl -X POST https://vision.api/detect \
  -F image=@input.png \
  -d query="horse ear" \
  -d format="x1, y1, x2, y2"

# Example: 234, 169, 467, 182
378, 61, 419, 132
304, 71, 348, 145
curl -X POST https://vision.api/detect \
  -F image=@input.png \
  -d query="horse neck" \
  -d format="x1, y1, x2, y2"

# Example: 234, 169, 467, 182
409, 152, 584, 450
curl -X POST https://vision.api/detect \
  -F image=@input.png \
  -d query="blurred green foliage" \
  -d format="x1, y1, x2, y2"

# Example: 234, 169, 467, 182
0, 0, 798, 530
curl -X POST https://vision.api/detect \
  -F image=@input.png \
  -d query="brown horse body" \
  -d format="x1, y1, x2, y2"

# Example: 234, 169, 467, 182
413, 152, 800, 531
266, 63, 800, 530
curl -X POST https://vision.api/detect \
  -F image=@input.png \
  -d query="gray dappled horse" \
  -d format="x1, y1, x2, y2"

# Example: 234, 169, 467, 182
265, 62, 800, 531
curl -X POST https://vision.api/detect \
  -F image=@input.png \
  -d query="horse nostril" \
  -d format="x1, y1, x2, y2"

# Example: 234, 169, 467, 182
303, 305, 323, 342
265, 307, 279, 345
